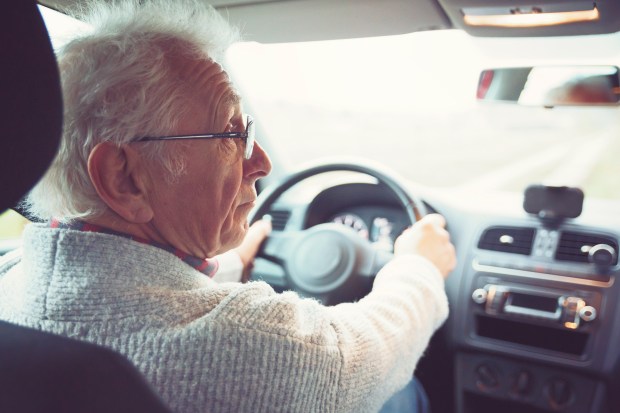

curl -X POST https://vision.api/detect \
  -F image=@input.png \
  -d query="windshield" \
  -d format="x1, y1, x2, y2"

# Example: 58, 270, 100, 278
226, 30, 620, 201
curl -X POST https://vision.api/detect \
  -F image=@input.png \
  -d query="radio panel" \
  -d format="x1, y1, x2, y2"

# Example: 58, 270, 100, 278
472, 284, 598, 330
467, 274, 604, 358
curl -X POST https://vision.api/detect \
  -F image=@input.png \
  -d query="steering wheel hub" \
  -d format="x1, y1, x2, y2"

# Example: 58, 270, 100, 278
287, 225, 355, 293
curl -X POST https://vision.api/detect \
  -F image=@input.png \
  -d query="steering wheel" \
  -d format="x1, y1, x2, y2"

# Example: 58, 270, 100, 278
249, 160, 427, 305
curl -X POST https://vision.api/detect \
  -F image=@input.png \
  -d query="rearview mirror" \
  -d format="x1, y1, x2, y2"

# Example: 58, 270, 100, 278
477, 66, 620, 107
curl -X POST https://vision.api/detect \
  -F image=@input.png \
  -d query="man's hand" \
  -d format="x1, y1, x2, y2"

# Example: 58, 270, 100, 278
394, 214, 456, 278
233, 219, 272, 282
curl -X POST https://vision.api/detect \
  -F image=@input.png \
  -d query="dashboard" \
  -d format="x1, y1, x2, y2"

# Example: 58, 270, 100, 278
420, 189, 619, 413
251, 177, 620, 413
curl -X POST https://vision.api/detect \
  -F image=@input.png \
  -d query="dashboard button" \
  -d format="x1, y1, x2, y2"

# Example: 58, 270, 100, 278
579, 305, 597, 322
513, 370, 532, 396
545, 378, 574, 409
476, 364, 499, 391
472, 288, 488, 304
588, 243, 617, 266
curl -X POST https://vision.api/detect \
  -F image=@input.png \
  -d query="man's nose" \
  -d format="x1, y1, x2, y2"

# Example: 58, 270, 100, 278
244, 140, 272, 179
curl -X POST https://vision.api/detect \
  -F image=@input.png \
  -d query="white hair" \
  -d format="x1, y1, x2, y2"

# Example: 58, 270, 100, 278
24, 0, 240, 221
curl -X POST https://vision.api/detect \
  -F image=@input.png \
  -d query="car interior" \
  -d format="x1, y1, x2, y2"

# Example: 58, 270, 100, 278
2, 0, 620, 412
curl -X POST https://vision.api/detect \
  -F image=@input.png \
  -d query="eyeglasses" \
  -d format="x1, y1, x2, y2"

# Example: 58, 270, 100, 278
133, 114, 255, 159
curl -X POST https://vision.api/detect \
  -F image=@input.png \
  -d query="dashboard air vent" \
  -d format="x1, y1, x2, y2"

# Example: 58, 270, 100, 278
478, 226, 535, 255
268, 210, 291, 231
555, 231, 618, 265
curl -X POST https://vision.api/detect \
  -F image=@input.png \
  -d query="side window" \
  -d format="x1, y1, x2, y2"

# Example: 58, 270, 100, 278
0, 210, 29, 254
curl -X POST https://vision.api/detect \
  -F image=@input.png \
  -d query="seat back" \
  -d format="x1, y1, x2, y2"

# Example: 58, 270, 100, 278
0, 0, 62, 212
0, 320, 171, 413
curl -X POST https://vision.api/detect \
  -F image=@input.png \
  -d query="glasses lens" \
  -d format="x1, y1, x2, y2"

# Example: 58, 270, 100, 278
245, 115, 255, 159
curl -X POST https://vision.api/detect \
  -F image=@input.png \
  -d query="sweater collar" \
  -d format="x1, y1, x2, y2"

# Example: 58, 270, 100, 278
50, 219, 219, 277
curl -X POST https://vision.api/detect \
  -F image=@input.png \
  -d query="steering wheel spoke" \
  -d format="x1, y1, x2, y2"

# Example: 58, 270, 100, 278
259, 230, 301, 263
358, 248, 394, 278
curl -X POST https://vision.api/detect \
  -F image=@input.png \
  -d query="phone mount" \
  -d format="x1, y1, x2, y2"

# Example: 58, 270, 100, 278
523, 185, 584, 227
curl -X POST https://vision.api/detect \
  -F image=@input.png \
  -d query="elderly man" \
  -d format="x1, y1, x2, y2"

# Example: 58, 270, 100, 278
0, 1, 456, 412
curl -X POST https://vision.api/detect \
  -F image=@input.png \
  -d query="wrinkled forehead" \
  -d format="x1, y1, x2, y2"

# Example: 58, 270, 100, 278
174, 53, 241, 111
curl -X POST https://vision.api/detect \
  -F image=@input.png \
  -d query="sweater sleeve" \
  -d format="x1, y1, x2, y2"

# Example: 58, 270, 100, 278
212, 254, 448, 412
326, 254, 448, 412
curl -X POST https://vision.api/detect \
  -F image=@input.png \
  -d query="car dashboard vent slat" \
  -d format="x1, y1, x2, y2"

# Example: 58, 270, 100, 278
478, 226, 535, 255
555, 231, 618, 265
268, 210, 291, 231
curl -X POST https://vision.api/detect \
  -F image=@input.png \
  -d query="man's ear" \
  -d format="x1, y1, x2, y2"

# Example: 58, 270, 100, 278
87, 142, 154, 223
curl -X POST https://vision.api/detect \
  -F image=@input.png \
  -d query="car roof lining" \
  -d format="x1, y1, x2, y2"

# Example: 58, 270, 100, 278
39, 0, 451, 43
38, 0, 620, 42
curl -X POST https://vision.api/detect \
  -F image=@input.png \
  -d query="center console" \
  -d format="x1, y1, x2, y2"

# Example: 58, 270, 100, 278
454, 220, 619, 413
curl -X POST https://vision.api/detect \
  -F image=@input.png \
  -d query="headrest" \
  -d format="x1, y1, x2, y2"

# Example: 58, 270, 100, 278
0, 1, 62, 212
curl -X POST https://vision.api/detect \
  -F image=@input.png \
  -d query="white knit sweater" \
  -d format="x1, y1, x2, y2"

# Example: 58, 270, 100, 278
0, 224, 448, 413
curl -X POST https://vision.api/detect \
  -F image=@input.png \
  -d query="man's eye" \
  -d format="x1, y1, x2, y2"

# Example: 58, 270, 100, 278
230, 117, 245, 132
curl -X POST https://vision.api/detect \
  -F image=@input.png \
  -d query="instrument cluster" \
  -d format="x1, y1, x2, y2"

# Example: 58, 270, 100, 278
330, 208, 406, 252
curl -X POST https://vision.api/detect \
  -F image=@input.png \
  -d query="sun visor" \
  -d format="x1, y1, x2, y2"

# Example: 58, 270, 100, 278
210, 0, 452, 43
438, 0, 620, 37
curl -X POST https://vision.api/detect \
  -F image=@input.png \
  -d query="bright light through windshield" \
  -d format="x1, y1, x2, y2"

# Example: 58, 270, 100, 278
227, 31, 620, 201
229, 31, 480, 113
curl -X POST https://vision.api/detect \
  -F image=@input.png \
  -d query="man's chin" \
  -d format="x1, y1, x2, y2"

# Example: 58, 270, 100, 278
217, 222, 249, 254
